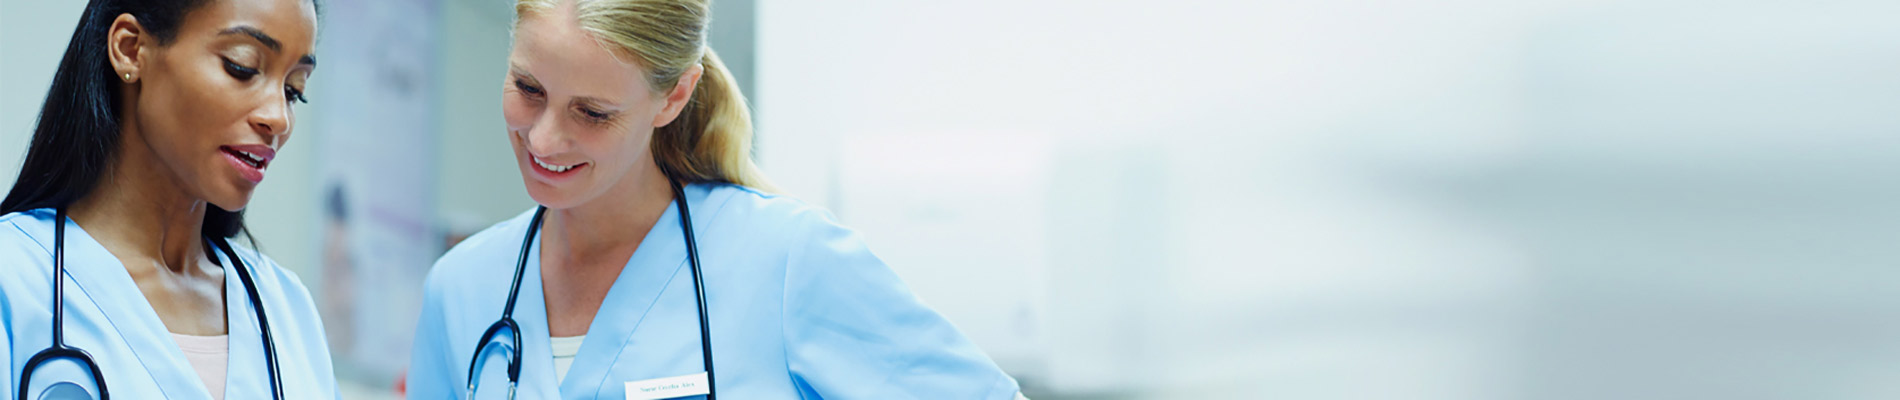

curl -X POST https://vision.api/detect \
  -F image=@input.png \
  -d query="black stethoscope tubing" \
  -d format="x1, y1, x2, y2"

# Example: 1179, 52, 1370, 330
17, 208, 284, 400
466, 178, 716, 399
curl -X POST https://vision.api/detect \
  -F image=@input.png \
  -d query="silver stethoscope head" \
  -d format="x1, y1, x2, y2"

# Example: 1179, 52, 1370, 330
463, 381, 517, 400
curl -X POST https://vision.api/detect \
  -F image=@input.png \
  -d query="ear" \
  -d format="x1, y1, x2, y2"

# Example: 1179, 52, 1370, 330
651, 64, 704, 128
106, 14, 148, 83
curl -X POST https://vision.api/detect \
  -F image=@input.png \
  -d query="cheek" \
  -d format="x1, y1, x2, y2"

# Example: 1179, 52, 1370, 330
502, 94, 540, 132
142, 68, 230, 149
599, 127, 654, 166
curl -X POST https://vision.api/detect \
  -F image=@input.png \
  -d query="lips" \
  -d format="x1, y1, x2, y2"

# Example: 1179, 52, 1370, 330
532, 155, 586, 175
220, 144, 276, 184
223, 148, 269, 168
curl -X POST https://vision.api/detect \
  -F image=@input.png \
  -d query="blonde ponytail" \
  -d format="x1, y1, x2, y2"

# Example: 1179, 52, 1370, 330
651, 49, 771, 190
518, 0, 773, 190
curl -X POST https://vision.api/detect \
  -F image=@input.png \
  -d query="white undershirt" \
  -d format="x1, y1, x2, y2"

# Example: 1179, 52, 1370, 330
550, 335, 586, 380
172, 333, 229, 400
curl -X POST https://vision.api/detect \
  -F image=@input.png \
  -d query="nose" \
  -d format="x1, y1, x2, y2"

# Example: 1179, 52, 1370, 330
248, 93, 291, 144
520, 108, 569, 157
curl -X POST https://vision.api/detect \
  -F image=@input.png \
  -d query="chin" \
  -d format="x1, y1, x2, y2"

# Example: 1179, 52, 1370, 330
522, 177, 582, 210
205, 190, 255, 213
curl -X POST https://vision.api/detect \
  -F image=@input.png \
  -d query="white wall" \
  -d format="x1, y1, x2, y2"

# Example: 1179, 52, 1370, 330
0, 0, 91, 187
756, 0, 1900, 398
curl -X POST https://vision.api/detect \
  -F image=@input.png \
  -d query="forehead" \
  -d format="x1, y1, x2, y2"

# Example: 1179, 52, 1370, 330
511, 11, 650, 98
181, 0, 318, 50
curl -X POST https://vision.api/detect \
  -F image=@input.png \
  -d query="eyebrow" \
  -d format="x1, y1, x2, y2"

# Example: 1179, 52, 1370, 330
509, 62, 622, 110
220, 26, 317, 67
571, 96, 621, 112
220, 26, 280, 51
509, 62, 535, 80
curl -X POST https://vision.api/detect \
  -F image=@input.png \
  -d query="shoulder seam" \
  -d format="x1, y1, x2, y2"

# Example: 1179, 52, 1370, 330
6, 218, 53, 260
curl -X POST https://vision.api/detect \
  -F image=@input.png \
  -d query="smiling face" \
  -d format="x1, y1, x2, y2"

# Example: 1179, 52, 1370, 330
502, 5, 686, 210
114, 0, 317, 212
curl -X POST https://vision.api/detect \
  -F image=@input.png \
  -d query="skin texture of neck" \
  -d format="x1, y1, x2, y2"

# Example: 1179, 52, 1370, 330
67, 113, 229, 336
546, 164, 674, 265
540, 162, 675, 337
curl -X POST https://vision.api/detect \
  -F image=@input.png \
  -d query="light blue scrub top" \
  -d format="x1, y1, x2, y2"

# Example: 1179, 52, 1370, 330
408, 183, 1020, 399
0, 208, 339, 398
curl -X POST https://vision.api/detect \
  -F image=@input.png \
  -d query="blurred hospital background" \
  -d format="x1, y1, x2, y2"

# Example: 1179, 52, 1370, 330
5, 0, 1900, 398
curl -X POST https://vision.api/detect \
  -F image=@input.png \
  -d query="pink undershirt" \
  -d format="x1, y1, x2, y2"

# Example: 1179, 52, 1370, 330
171, 333, 228, 400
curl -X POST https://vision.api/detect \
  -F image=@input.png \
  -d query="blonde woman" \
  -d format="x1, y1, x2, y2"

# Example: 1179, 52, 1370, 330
404, 0, 1022, 398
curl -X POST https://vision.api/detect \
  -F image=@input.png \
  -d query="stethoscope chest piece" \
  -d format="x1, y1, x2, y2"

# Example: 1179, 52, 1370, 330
36, 382, 93, 400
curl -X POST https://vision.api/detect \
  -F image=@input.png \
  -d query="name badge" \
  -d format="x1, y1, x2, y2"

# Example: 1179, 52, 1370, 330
624, 372, 710, 400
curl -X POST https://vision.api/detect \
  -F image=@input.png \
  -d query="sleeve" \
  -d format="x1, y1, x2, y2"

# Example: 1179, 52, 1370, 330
405, 270, 459, 400
3, 220, 30, 397
3, 286, 13, 398
781, 211, 1020, 399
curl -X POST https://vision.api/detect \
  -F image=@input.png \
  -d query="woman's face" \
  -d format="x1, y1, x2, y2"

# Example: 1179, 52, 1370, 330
502, 9, 680, 209
116, 0, 317, 212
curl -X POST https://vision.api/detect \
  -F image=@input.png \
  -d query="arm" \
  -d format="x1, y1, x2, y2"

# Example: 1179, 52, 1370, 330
405, 271, 459, 400
781, 211, 1020, 399
3, 289, 13, 398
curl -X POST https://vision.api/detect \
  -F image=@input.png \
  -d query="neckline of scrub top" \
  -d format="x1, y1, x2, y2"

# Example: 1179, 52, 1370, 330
550, 335, 584, 381
43, 211, 274, 399
170, 333, 229, 400
549, 335, 586, 357
513, 183, 710, 398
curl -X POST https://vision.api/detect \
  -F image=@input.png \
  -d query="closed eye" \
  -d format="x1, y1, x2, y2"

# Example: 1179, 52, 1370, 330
578, 107, 610, 121
514, 79, 544, 97
223, 57, 260, 81
285, 86, 308, 104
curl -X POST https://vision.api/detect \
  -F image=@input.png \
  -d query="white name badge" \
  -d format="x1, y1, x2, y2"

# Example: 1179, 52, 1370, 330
624, 372, 711, 400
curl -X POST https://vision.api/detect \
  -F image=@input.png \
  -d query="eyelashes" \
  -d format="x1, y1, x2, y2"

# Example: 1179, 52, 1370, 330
577, 107, 610, 121
514, 79, 544, 97
286, 86, 308, 104
224, 57, 309, 104
514, 78, 614, 124
223, 58, 260, 80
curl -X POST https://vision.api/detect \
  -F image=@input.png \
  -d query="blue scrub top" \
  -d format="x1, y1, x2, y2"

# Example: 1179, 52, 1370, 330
407, 183, 1020, 399
0, 209, 339, 398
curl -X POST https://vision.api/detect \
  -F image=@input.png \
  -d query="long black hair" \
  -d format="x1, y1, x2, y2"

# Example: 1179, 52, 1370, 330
2, 0, 316, 239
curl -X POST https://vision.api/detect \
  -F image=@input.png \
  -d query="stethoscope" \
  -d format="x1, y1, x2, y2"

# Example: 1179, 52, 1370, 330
465, 177, 717, 400
17, 208, 284, 400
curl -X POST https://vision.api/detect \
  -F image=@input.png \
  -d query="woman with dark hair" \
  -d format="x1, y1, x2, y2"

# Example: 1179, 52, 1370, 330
0, 0, 336, 398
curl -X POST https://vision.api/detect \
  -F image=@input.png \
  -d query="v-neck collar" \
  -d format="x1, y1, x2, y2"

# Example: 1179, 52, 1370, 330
508, 187, 702, 398
51, 212, 262, 399
210, 240, 272, 399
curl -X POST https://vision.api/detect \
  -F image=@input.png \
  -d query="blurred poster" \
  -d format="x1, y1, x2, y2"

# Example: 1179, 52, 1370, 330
313, 0, 440, 388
